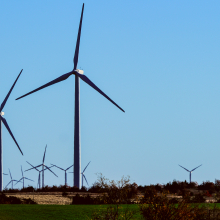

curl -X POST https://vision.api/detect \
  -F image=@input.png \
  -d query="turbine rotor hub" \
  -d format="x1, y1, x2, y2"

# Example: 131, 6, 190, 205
75, 69, 84, 75
0, 112, 4, 116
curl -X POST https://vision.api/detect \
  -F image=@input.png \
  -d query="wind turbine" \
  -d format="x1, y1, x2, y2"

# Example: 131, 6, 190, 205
4, 169, 18, 190
25, 161, 55, 189
15, 166, 34, 189
16, 4, 125, 189
0, 70, 23, 191
51, 163, 73, 186
179, 164, 202, 183
81, 161, 90, 188
25, 145, 57, 188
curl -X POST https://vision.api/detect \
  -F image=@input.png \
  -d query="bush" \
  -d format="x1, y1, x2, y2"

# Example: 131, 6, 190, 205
62, 191, 68, 197
71, 193, 101, 205
91, 173, 138, 204
139, 192, 206, 220
191, 194, 206, 203
20, 186, 35, 192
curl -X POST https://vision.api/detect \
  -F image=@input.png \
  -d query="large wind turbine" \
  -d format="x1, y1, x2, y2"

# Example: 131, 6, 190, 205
25, 145, 57, 188
51, 163, 73, 186
0, 70, 23, 191
179, 164, 202, 183
16, 4, 124, 188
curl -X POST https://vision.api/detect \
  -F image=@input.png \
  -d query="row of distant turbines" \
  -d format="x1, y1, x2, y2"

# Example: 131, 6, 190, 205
3, 163, 202, 190
4, 146, 91, 190
0, 3, 125, 191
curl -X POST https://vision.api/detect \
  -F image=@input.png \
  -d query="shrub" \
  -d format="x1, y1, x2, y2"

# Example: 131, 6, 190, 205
62, 191, 68, 197
191, 194, 206, 203
139, 192, 206, 220
71, 193, 101, 204
20, 186, 35, 192
91, 173, 138, 204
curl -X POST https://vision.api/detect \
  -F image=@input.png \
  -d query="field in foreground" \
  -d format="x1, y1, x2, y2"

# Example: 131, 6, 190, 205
0, 204, 142, 220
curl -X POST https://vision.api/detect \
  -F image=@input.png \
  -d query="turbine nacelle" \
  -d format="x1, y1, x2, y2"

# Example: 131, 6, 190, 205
74, 69, 84, 75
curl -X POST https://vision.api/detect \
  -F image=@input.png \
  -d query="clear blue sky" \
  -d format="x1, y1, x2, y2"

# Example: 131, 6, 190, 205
1, 1, 220, 188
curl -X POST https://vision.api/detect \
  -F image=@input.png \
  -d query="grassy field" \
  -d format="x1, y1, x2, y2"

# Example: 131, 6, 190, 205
0, 204, 142, 220
1, 203, 220, 220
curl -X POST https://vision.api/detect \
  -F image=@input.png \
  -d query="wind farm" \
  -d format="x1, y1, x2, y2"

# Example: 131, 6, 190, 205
2, 2, 220, 218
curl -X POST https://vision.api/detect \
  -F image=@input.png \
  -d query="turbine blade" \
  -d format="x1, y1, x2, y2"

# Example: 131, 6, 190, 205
16, 72, 72, 100
75, 72, 125, 112
191, 164, 202, 172
44, 165, 58, 177
66, 164, 74, 171
25, 162, 41, 172
83, 161, 91, 173
43, 145, 47, 163
15, 178, 23, 185
73, 3, 84, 69
178, 165, 190, 172
0, 115, 23, 155
4, 181, 12, 189
0, 69, 23, 112
9, 169, 12, 180
42, 165, 54, 172
51, 164, 64, 171
24, 177, 34, 182
26, 161, 40, 172
83, 174, 89, 186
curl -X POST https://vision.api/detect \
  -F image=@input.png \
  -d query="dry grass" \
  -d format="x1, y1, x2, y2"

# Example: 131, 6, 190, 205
4, 192, 103, 205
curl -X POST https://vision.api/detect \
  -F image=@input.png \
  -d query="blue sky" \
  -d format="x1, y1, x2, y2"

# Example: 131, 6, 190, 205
1, 1, 220, 188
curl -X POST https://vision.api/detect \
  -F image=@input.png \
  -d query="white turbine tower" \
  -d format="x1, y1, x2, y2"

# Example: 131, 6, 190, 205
0, 70, 23, 191
16, 4, 125, 189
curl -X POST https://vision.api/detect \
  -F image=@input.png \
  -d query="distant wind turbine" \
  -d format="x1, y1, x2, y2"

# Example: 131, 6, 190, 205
15, 166, 34, 189
179, 164, 202, 183
16, 4, 124, 189
25, 145, 57, 188
4, 169, 18, 190
51, 164, 73, 186
81, 161, 90, 187
25, 161, 54, 189
0, 70, 23, 191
